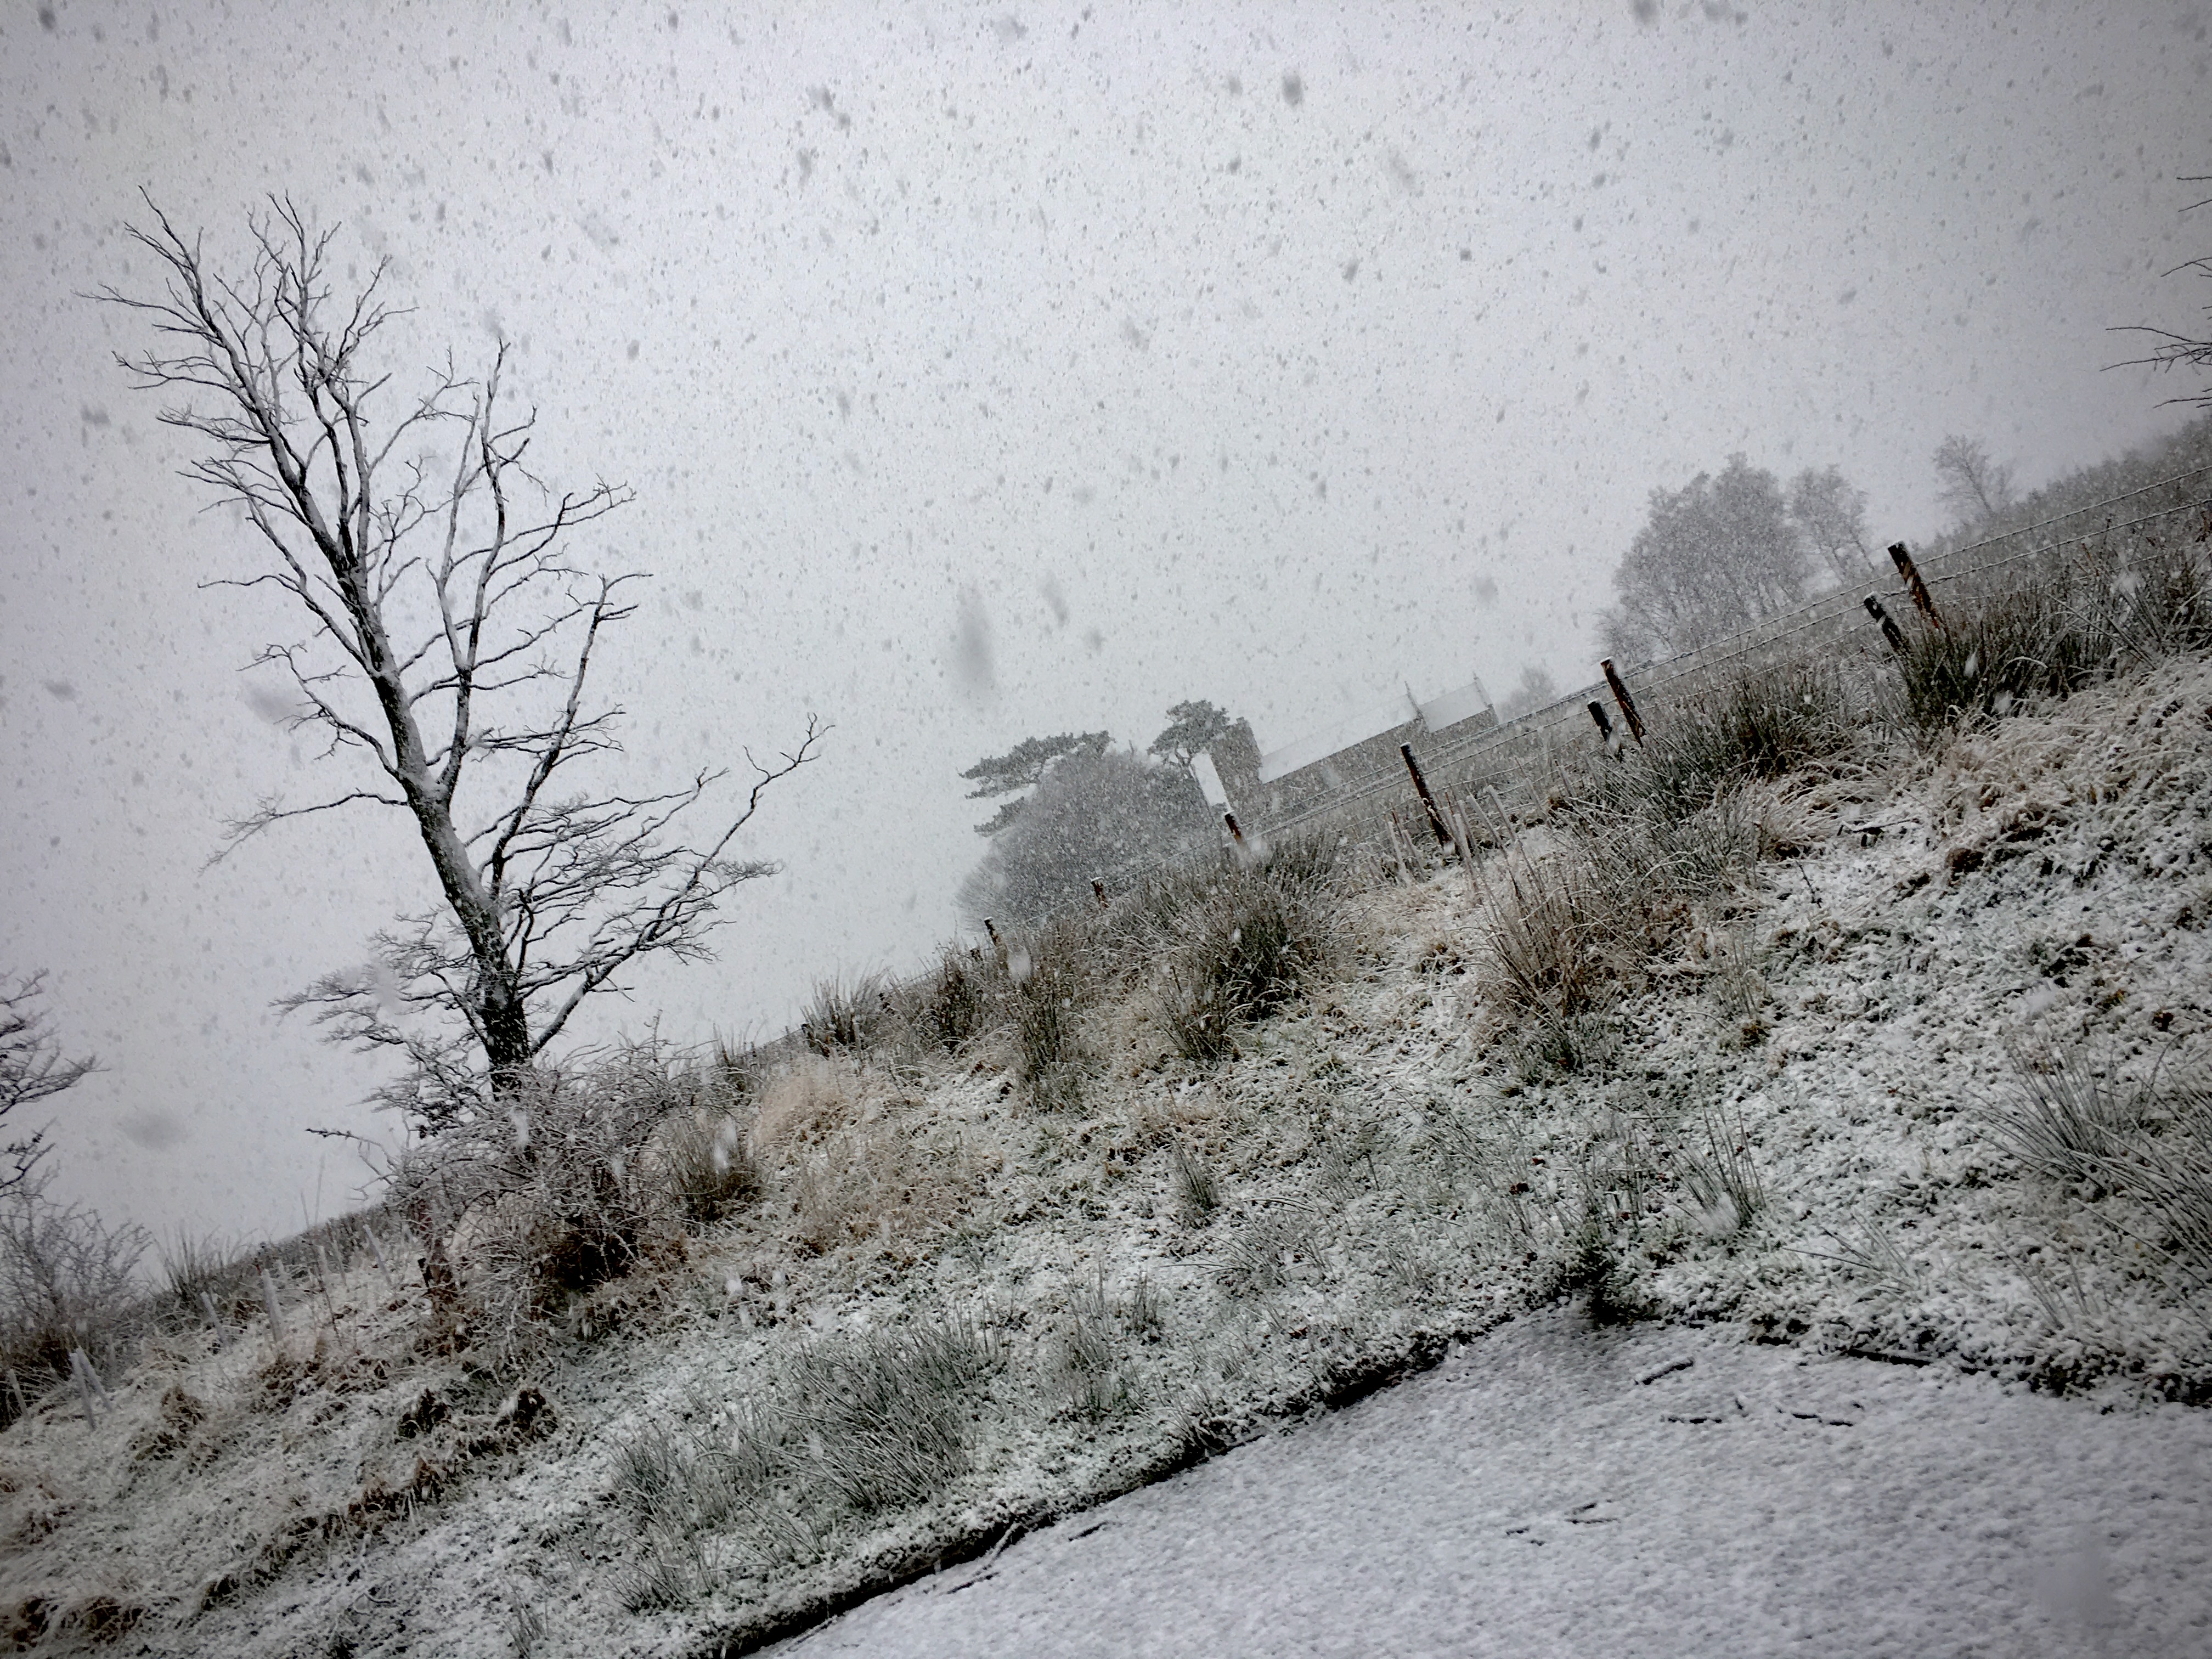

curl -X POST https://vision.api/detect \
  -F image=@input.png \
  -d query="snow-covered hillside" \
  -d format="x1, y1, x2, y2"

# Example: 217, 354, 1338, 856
3, 648, 2208, 1658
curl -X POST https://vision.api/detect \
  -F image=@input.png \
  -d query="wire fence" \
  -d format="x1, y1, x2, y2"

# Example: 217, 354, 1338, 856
1254, 477, 2212, 850
731, 467, 2212, 1066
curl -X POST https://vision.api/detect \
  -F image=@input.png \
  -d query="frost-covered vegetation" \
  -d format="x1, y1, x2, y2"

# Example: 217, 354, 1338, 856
4, 506, 2211, 1655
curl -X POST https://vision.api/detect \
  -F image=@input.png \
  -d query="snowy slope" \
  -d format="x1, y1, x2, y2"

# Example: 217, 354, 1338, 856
2, 653, 2207, 1657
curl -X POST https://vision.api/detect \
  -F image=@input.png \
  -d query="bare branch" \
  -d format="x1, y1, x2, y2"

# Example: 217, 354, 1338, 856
107, 198, 823, 1134
0, 974, 97, 1195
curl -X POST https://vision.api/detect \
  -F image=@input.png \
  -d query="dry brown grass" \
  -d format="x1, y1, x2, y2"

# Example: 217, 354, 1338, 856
747, 1057, 874, 1161
789, 1120, 985, 1257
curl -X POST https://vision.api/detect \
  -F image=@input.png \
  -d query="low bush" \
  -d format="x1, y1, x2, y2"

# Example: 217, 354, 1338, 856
1898, 537, 2212, 736
801, 975, 889, 1056
1627, 657, 1860, 822
391, 1038, 752, 1362
1994, 1047, 2212, 1281
1152, 864, 1332, 1063
0, 1172, 151, 1418
914, 947, 989, 1053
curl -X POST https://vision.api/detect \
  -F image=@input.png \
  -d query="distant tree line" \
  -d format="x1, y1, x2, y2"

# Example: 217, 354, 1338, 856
1600, 410, 2212, 665
1598, 455, 1874, 663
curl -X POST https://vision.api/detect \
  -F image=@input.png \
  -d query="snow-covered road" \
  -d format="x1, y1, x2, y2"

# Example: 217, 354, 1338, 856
772, 1313, 2211, 1658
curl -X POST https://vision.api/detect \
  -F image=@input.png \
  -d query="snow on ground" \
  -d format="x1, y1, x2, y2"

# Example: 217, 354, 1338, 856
2, 652, 2208, 1656
776, 1309, 2212, 1659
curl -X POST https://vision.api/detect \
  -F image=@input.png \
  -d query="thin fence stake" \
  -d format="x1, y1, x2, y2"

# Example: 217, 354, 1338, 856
5, 1365, 26, 1421
1398, 743, 1454, 848
67, 1348, 103, 1426
1599, 659, 1647, 744
1888, 541, 1946, 631
200, 1290, 226, 1348
261, 1266, 288, 1349
1863, 594, 1907, 652
365, 1225, 397, 1293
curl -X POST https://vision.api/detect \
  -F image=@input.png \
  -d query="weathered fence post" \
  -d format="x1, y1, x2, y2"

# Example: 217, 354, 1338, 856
1599, 659, 1647, 745
1863, 594, 1907, 652
1398, 744, 1454, 848
1587, 699, 1616, 745
1887, 541, 1945, 631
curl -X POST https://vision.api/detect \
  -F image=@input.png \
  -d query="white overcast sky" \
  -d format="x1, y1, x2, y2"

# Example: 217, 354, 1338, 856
1, 0, 2206, 1243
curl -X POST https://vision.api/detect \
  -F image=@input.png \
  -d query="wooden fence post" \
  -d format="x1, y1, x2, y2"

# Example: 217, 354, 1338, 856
1863, 594, 1907, 652
1398, 744, 1454, 847
1887, 542, 1946, 631
1599, 659, 1647, 744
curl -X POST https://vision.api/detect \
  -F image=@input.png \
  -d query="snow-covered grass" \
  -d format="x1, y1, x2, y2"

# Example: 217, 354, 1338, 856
4, 569, 2211, 1656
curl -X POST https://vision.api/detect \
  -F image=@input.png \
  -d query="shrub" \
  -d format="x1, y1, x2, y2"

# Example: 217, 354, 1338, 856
1153, 865, 1329, 1062
403, 1037, 741, 1360
0, 1172, 151, 1416
1628, 657, 1859, 820
1994, 1048, 2212, 1280
916, 947, 988, 1052
802, 974, 887, 1056
1897, 537, 2212, 736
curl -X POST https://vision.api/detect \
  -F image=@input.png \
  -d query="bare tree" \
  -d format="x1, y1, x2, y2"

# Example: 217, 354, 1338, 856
1497, 665, 1560, 721
2115, 179, 2212, 409
0, 973, 96, 1194
1786, 465, 1876, 584
1606, 455, 1813, 659
103, 198, 820, 1128
1932, 435, 2017, 528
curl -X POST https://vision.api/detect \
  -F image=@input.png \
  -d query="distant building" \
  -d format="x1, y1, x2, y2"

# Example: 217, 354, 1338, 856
1215, 679, 1496, 828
